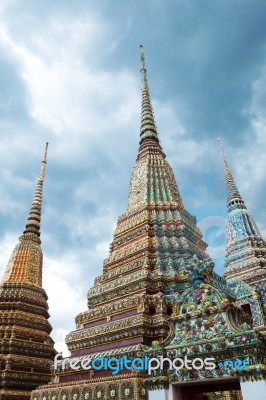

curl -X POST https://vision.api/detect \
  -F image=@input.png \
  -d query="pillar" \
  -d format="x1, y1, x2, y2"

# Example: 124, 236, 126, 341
164, 385, 182, 400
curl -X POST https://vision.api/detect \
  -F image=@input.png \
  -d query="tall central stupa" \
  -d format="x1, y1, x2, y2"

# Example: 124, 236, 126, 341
31, 45, 209, 400
30, 46, 266, 400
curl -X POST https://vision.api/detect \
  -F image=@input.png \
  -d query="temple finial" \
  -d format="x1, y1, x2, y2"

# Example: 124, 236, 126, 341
23, 143, 48, 238
140, 45, 148, 93
139, 45, 159, 145
217, 138, 226, 163
217, 138, 243, 207
39, 142, 48, 181
140, 45, 144, 66
44, 142, 48, 161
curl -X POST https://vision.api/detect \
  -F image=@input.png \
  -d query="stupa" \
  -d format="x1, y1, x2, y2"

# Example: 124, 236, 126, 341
0, 144, 56, 400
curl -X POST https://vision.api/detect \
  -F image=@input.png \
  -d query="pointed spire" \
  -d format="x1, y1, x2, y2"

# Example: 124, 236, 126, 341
217, 138, 244, 207
1, 143, 49, 286
218, 138, 261, 243
139, 45, 159, 145
23, 142, 48, 238
218, 141, 265, 283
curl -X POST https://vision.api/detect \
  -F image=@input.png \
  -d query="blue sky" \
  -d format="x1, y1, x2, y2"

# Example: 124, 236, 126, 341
0, 1, 266, 380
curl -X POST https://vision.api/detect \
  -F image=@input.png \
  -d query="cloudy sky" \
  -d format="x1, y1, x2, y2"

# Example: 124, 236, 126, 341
0, 0, 266, 376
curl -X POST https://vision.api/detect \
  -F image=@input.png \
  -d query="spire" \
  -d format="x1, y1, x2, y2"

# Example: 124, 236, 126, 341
139, 45, 159, 145
218, 141, 266, 290
23, 142, 48, 238
128, 46, 184, 210
217, 138, 243, 207
1, 143, 49, 286
218, 138, 261, 244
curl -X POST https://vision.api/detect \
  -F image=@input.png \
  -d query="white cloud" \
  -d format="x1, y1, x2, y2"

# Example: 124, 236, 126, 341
0, 13, 140, 166
43, 254, 87, 354
0, 6, 139, 355
229, 62, 266, 226
107, 18, 131, 54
